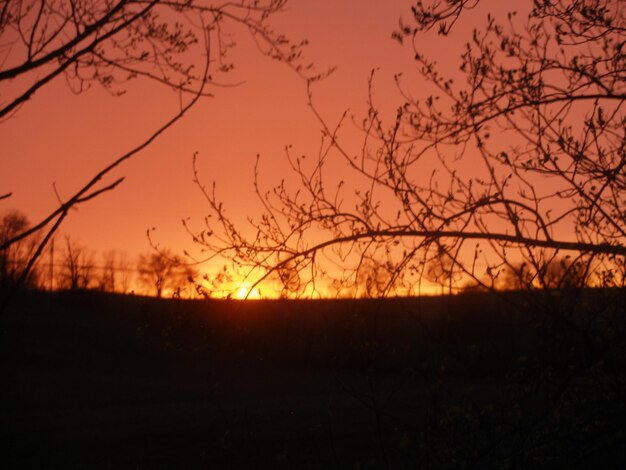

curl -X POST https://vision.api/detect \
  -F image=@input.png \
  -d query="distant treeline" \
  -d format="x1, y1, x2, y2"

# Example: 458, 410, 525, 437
0, 210, 197, 298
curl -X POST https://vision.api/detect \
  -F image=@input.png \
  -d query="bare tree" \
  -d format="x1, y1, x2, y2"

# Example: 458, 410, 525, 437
0, 210, 40, 291
355, 260, 394, 298
117, 251, 134, 294
0, 0, 318, 311
189, 0, 624, 298
97, 249, 135, 293
58, 236, 95, 290
137, 248, 196, 298
98, 250, 118, 292
424, 245, 459, 295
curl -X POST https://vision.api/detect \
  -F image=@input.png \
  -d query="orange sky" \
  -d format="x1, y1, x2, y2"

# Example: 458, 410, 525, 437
1, 0, 520, 293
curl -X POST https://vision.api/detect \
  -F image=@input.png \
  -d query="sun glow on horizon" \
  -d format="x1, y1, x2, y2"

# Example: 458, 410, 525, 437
233, 282, 262, 300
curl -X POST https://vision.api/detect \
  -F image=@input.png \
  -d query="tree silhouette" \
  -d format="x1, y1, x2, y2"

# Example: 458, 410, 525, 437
0, 0, 316, 311
191, 0, 624, 297
0, 210, 40, 291
58, 236, 95, 290
137, 249, 196, 298
424, 247, 457, 295
97, 250, 118, 293
185, 2, 625, 462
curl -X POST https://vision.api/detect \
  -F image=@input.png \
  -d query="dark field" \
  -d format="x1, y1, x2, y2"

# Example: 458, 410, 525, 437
1, 290, 625, 468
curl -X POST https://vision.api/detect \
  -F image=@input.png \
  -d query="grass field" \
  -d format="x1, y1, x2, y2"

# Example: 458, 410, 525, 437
1, 289, 624, 468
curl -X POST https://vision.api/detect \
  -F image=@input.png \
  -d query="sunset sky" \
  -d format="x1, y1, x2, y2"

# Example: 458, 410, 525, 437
1, 0, 521, 293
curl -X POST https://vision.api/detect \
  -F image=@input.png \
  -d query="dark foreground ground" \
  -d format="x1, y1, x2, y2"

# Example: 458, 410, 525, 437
1, 289, 625, 468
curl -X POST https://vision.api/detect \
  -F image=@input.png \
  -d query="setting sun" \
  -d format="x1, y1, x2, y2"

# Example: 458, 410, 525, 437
233, 283, 262, 300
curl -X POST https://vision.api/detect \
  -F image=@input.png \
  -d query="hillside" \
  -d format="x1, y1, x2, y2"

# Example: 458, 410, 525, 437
1, 289, 624, 468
